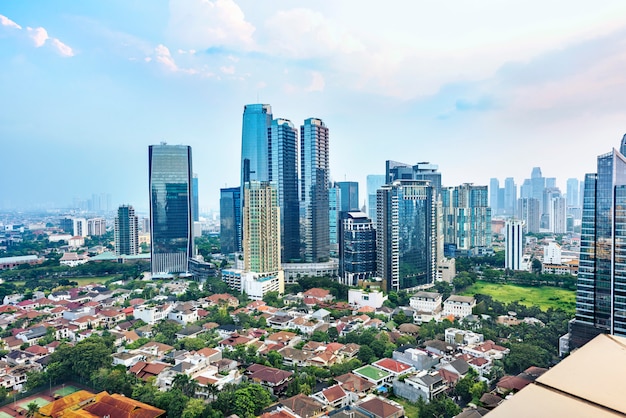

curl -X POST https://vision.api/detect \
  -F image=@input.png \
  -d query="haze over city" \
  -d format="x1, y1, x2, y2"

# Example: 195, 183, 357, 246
2, 1, 626, 211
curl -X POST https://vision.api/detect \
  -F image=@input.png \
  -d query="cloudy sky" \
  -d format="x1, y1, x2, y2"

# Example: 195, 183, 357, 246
2, 1, 626, 212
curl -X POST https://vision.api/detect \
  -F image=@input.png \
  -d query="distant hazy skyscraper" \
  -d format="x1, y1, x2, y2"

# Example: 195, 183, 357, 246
366, 174, 386, 223
489, 178, 500, 214
377, 180, 436, 291
567, 178, 580, 207
268, 118, 300, 262
149, 143, 194, 275
220, 187, 241, 254
518, 197, 541, 233
115, 205, 139, 256
300, 118, 330, 262
337, 181, 359, 212
504, 177, 517, 216
505, 219, 523, 270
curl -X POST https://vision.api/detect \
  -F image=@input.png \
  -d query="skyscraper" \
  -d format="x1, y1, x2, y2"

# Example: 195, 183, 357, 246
192, 174, 199, 222
570, 137, 626, 348
441, 184, 491, 255
489, 178, 500, 214
241, 104, 272, 187
337, 181, 359, 212
243, 181, 281, 273
149, 143, 194, 276
518, 197, 541, 233
367, 174, 386, 223
300, 118, 330, 263
377, 180, 436, 291
566, 178, 579, 207
220, 187, 241, 254
505, 219, 523, 270
329, 184, 340, 256
504, 177, 517, 216
339, 212, 376, 286
115, 205, 139, 256
268, 118, 300, 262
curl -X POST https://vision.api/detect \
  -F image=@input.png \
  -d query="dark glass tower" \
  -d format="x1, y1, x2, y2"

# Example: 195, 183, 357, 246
300, 118, 330, 263
115, 205, 139, 256
149, 143, 194, 276
376, 180, 436, 291
269, 118, 300, 262
337, 181, 359, 212
192, 174, 199, 222
220, 187, 241, 254
339, 212, 376, 286
570, 139, 626, 348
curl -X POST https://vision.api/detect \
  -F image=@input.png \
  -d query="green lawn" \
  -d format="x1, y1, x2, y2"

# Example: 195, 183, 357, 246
10, 276, 115, 287
388, 395, 419, 417
460, 280, 576, 314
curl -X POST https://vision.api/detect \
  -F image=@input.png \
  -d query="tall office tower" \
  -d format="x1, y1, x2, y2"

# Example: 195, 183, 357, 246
441, 184, 492, 254
550, 196, 567, 234
566, 178, 579, 207
542, 187, 562, 230
386, 161, 442, 197
337, 181, 359, 212
149, 143, 194, 276
520, 179, 532, 199
489, 178, 500, 215
220, 187, 241, 254
367, 174, 386, 223
242, 181, 281, 273
579, 181, 585, 208
546, 177, 556, 188
518, 197, 541, 233
376, 180, 436, 291
570, 138, 626, 348
504, 177, 517, 216
115, 205, 139, 256
141, 218, 150, 234
60, 217, 74, 234
300, 118, 330, 262
87, 218, 107, 236
505, 219, 524, 270
268, 118, 300, 262
329, 184, 340, 257
73, 218, 87, 237
192, 174, 199, 222
339, 212, 376, 286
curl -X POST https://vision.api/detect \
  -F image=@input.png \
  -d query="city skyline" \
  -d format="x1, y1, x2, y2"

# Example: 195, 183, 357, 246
2, 2, 626, 211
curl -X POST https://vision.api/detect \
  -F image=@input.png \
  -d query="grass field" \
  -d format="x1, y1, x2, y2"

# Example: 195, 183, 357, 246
10, 276, 115, 287
460, 280, 576, 314
54, 385, 80, 397
388, 395, 420, 417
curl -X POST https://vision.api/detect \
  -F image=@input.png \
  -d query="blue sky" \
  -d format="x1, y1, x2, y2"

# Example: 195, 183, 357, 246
2, 1, 626, 212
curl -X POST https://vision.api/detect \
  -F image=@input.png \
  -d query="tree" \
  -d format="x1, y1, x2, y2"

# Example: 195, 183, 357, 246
311, 330, 329, 342
357, 345, 376, 364
182, 398, 206, 418
504, 343, 551, 375
172, 373, 199, 397
25, 402, 39, 418
470, 380, 489, 403
327, 327, 339, 342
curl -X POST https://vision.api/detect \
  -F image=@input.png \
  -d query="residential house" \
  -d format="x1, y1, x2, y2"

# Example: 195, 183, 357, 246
442, 295, 476, 318
355, 396, 404, 418
246, 364, 293, 395
392, 346, 440, 371
393, 370, 447, 402
280, 394, 325, 418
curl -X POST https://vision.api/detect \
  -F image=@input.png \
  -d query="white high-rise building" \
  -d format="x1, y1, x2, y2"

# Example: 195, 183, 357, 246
73, 218, 88, 237
505, 219, 524, 270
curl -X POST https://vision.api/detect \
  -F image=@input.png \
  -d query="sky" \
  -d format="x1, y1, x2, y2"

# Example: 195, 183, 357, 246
2, 1, 626, 213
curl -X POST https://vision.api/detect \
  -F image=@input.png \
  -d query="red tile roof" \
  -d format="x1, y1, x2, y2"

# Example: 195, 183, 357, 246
373, 358, 412, 374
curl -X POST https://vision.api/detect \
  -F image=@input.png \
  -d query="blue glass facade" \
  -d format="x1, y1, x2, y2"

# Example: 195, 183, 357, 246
300, 118, 330, 263
377, 180, 436, 291
571, 145, 626, 348
367, 174, 386, 223
268, 118, 300, 262
241, 104, 272, 186
149, 144, 194, 275
339, 212, 376, 286
220, 186, 241, 254
192, 175, 199, 222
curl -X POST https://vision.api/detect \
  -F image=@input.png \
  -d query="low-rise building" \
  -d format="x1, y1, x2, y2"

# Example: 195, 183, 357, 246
442, 295, 476, 318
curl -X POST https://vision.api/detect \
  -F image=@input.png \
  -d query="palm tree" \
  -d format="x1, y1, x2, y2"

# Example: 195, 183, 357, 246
172, 373, 199, 397
25, 402, 39, 418
206, 383, 218, 401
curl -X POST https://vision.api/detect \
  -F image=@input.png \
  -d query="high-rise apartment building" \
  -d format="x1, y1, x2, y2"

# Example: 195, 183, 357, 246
387, 161, 442, 197
243, 181, 281, 273
149, 143, 194, 276
367, 175, 386, 223
339, 212, 376, 286
377, 180, 436, 291
268, 118, 300, 262
329, 184, 340, 256
87, 218, 107, 236
441, 184, 491, 254
300, 118, 330, 263
220, 187, 241, 254
73, 218, 87, 237
505, 219, 524, 270
115, 205, 139, 256
570, 137, 626, 348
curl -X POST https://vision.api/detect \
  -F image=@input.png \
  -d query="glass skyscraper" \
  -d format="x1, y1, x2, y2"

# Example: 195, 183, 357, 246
367, 174, 386, 223
241, 104, 272, 186
268, 118, 300, 262
570, 141, 626, 348
220, 186, 241, 254
300, 118, 330, 263
377, 180, 436, 291
149, 143, 194, 276
337, 181, 359, 212
339, 211, 376, 286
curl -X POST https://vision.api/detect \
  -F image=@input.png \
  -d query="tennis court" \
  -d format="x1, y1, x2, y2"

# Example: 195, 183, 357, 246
18, 396, 49, 410
54, 385, 80, 397
0, 411, 13, 418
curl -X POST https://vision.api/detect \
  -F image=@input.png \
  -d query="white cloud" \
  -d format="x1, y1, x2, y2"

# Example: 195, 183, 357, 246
167, 0, 255, 50
0, 14, 21, 30
27, 27, 49, 47
50, 38, 74, 57
305, 71, 324, 92
155, 44, 179, 72
220, 65, 235, 74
